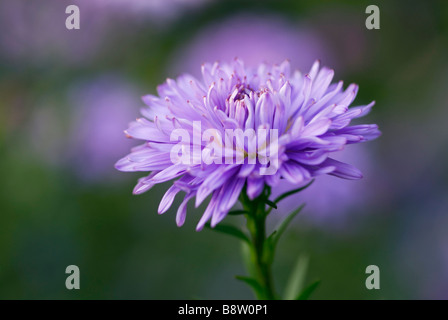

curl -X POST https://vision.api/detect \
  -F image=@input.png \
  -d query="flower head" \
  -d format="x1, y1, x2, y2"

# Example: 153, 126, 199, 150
115, 59, 380, 230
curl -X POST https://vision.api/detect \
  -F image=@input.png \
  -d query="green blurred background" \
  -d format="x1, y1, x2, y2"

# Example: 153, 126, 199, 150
1, 0, 448, 299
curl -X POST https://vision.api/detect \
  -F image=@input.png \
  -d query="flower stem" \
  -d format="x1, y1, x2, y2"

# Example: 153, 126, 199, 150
240, 187, 276, 300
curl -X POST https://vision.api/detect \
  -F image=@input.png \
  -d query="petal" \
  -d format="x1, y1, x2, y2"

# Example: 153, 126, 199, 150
195, 165, 239, 207
320, 158, 363, 179
287, 150, 328, 166
151, 164, 189, 183
196, 191, 219, 231
302, 118, 332, 137
132, 172, 158, 195
279, 162, 310, 184
125, 119, 170, 142
247, 177, 265, 200
158, 185, 181, 214
176, 193, 195, 227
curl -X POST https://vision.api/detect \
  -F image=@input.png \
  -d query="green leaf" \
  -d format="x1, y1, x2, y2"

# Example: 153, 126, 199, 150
296, 280, 321, 300
284, 255, 309, 300
235, 276, 265, 300
269, 204, 305, 249
273, 180, 314, 204
265, 199, 278, 209
227, 210, 249, 216
205, 224, 250, 244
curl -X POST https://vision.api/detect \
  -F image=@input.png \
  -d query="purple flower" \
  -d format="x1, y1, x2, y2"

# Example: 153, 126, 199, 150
116, 59, 380, 230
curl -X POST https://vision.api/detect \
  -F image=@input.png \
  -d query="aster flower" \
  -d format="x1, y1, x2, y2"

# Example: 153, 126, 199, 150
115, 59, 381, 231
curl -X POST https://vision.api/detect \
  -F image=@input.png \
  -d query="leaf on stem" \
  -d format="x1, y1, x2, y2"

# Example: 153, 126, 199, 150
296, 279, 321, 300
273, 180, 314, 205
265, 199, 278, 209
205, 223, 250, 244
235, 276, 265, 300
268, 203, 305, 249
284, 255, 309, 300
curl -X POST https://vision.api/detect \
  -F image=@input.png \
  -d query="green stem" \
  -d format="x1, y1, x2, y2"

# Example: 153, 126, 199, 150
240, 187, 276, 300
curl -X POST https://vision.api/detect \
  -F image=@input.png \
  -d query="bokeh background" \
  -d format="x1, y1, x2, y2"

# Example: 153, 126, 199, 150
1, 0, 447, 299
